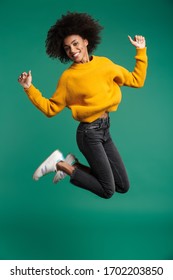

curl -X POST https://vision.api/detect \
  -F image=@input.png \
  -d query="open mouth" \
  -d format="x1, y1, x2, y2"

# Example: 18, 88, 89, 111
72, 52, 80, 59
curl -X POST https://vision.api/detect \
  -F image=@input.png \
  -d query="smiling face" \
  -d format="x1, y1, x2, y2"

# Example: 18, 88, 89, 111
63, 35, 89, 63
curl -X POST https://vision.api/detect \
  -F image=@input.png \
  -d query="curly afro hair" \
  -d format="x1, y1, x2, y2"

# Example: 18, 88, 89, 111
45, 12, 103, 63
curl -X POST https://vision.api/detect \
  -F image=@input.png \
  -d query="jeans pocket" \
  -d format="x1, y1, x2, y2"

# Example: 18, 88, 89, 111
84, 127, 103, 142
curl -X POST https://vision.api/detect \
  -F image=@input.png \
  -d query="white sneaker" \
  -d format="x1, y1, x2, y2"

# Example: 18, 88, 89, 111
33, 150, 64, 181
53, 153, 78, 184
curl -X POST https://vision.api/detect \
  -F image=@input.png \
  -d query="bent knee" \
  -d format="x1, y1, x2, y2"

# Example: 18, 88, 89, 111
120, 184, 130, 194
103, 183, 130, 198
103, 190, 114, 199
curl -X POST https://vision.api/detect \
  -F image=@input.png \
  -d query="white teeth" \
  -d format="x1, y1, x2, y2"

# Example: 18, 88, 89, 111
73, 52, 79, 57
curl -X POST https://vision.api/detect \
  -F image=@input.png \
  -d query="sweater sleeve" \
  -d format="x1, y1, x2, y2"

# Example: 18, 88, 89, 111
24, 75, 67, 117
114, 48, 148, 88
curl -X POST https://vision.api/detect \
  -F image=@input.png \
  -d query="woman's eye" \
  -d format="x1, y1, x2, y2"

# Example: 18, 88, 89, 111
73, 42, 78, 46
64, 47, 69, 52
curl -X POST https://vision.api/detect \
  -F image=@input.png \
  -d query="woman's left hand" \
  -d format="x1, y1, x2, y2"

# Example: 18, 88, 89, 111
128, 35, 146, 49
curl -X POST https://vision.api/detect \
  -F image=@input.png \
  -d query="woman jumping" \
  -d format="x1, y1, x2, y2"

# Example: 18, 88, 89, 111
18, 12, 148, 199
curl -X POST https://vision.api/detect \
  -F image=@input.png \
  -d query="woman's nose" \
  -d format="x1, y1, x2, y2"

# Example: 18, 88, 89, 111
70, 45, 76, 53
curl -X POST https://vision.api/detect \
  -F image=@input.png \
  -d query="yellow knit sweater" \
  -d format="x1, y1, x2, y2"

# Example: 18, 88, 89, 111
25, 48, 147, 123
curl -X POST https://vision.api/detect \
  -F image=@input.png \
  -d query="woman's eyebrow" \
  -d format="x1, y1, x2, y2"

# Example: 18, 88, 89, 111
64, 39, 77, 47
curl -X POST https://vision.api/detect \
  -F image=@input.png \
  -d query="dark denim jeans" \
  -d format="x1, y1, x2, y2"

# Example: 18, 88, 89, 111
70, 116, 130, 198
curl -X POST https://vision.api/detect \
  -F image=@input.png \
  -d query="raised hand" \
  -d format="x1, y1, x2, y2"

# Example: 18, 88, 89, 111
18, 70, 32, 89
128, 35, 146, 49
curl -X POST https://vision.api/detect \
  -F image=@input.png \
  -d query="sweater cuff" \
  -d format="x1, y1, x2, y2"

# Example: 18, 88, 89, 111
136, 47, 147, 55
24, 84, 35, 95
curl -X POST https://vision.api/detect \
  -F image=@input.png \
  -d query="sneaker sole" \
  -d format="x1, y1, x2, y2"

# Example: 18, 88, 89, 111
33, 150, 64, 181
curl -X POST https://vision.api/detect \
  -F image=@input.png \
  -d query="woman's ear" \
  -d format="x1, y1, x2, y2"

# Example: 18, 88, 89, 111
84, 39, 89, 46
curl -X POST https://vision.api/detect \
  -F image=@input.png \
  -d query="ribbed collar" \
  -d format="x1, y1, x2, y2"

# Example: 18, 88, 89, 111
69, 55, 98, 70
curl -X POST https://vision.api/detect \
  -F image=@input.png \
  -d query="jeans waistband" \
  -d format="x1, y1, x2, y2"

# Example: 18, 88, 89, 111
79, 116, 110, 130
92, 116, 110, 125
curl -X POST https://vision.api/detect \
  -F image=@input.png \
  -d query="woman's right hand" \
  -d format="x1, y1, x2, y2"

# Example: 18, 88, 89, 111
18, 70, 32, 89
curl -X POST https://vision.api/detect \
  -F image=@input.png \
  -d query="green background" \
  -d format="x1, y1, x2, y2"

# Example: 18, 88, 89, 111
0, 0, 173, 260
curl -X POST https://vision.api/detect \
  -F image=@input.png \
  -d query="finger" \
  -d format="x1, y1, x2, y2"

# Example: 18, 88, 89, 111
18, 72, 27, 82
18, 75, 23, 81
18, 72, 27, 79
21, 72, 28, 76
135, 35, 145, 42
128, 35, 133, 43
